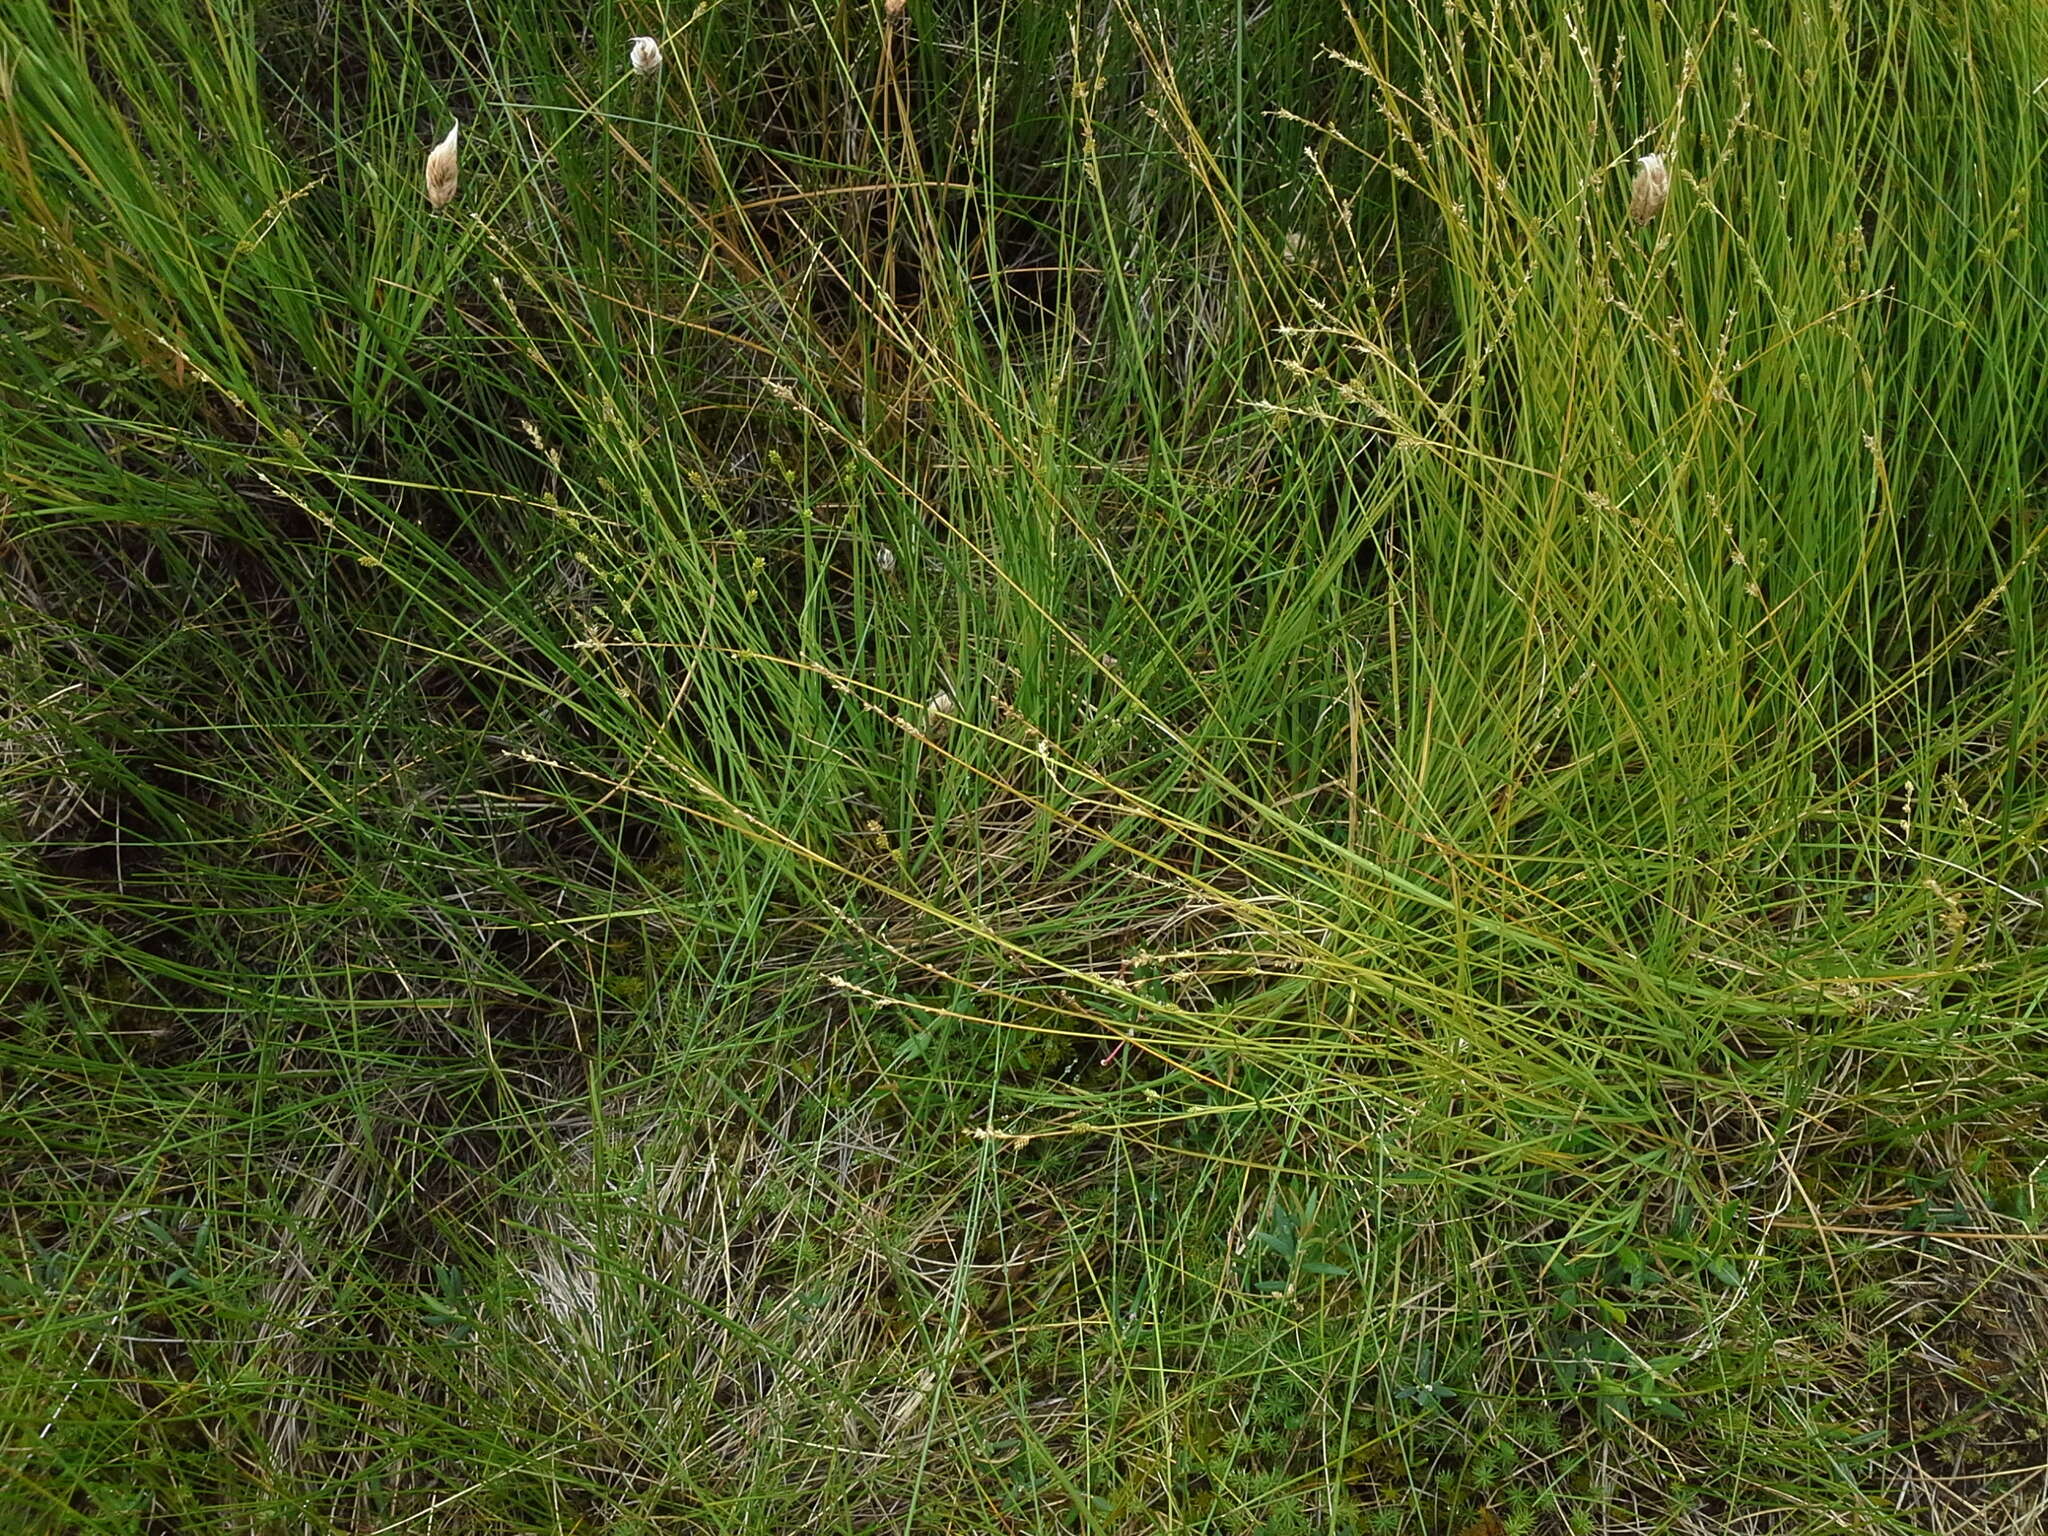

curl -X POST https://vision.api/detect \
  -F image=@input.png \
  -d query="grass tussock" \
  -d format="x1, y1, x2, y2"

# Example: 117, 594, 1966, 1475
2, 0, 2046, 1531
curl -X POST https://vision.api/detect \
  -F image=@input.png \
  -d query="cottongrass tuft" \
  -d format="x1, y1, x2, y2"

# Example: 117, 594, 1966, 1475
1629, 152, 1669, 226
425, 123, 460, 209
629, 36, 662, 77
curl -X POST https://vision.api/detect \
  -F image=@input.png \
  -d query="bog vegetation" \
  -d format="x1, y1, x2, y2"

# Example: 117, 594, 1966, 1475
2, 1, 2045, 1532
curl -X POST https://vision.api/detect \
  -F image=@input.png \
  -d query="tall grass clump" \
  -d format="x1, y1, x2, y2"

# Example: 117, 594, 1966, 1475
1, 0, 2044, 1531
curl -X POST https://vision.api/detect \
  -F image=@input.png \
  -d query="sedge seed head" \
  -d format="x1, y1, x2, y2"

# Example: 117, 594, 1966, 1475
1629, 153, 1670, 226
425, 122, 460, 209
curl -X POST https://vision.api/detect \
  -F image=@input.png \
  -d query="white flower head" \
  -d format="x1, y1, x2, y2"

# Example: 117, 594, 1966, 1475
425, 122, 460, 209
1629, 153, 1670, 227
874, 544, 897, 575
629, 36, 662, 77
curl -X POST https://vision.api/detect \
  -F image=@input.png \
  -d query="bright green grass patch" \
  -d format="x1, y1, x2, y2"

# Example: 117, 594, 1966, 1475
2, 0, 2045, 1531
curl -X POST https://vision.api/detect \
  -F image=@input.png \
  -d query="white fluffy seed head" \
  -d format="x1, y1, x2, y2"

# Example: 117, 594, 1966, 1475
425, 122, 460, 209
629, 36, 662, 77
1629, 153, 1670, 227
